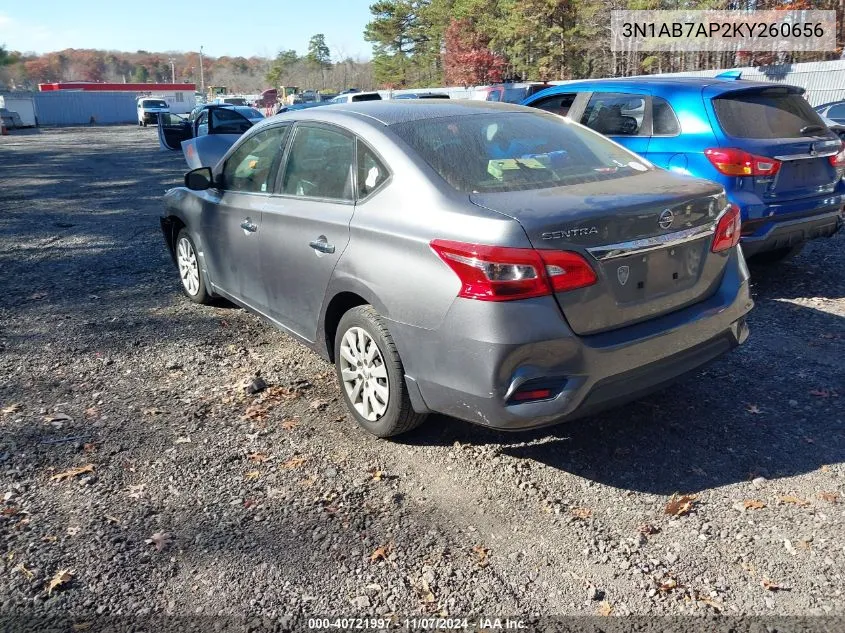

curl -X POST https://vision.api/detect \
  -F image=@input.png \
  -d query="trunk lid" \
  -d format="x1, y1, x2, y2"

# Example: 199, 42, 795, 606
709, 86, 842, 202
470, 171, 728, 335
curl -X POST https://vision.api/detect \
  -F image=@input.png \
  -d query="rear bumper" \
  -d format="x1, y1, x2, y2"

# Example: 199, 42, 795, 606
740, 208, 843, 257
390, 248, 753, 430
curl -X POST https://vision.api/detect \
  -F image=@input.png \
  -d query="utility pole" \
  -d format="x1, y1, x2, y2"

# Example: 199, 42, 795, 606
199, 46, 205, 95
169, 58, 175, 83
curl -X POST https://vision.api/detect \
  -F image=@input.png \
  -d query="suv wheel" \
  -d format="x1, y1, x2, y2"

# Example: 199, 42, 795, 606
334, 306, 427, 438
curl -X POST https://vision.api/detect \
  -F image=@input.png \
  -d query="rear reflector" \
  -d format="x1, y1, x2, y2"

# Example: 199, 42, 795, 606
430, 240, 596, 301
705, 147, 781, 177
511, 388, 553, 402
712, 204, 742, 252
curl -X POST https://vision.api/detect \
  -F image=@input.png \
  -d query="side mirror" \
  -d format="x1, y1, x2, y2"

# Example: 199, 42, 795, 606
185, 167, 213, 191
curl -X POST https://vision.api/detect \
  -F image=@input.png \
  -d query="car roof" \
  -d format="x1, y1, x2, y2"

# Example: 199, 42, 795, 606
271, 99, 529, 126
536, 76, 801, 96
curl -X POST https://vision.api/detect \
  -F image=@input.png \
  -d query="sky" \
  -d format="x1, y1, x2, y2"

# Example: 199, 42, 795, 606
0, 0, 375, 59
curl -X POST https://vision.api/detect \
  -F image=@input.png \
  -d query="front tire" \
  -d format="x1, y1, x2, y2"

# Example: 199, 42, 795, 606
334, 306, 427, 438
175, 229, 211, 304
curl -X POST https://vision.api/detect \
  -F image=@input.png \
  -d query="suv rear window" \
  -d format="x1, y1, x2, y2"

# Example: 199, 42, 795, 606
713, 90, 826, 139
391, 111, 652, 193
351, 93, 382, 102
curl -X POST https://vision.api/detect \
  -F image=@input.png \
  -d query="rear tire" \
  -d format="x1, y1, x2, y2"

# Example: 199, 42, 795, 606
749, 244, 804, 264
334, 306, 427, 438
175, 229, 211, 304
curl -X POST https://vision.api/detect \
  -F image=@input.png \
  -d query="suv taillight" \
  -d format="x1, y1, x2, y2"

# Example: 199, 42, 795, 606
430, 240, 597, 301
705, 147, 781, 177
829, 141, 845, 169
711, 204, 742, 253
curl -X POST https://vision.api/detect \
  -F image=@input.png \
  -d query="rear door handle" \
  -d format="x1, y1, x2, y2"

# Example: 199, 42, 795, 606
240, 219, 257, 233
309, 238, 336, 254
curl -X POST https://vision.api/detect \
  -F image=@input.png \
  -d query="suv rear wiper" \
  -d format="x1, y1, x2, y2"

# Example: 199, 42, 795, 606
800, 124, 826, 135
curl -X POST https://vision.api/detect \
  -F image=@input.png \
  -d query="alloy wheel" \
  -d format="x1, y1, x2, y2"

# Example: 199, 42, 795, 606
176, 236, 200, 296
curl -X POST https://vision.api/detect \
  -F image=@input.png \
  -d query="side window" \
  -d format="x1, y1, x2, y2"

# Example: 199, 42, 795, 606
827, 104, 845, 119
196, 111, 209, 136
357, 140, 389, 198
652, 97, 680, 136
221, 126, 290, 194
281, 125, 355, 201
211, 108, 252, 134
580, 92, 645, 136
532, 93, 577, 118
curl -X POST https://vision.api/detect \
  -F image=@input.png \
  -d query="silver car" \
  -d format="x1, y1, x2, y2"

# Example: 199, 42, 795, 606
160, 101, 753, 437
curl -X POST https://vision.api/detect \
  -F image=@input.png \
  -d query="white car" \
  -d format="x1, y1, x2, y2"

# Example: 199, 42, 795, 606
137, 98, 170, 127
329, 92, 382, 104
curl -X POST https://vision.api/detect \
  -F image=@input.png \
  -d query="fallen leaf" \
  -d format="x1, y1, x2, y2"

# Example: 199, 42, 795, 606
779, 495, 810, 507
762, 578, 791, 591
142, 408, 166, 416
145, 531, 172, 552
796, 538, 812, 550
657, 577, 678, 592
14, 563, 34, 580
745, 404, 761, 414
248, 452, 271, 463
743, 500, 766, 510
174, 436, 191, 444
244, 470, 260, 481
104, 515, 119, 524
281, 419, 298, 430
809, 389, 831, 398
66, 526, 81, 536
310, 399, 328, 410
82, 442, 98, 454
664, 493, 697, 516
741, 562, 756, 574
638, 523, 660, 535
698, 596, 724, 612
2, 403, 22, 415
266, 386, 300, 401
370, 544, 391, 562
570, 507, 592, 520
818, 491, 839, 504
471, 545, 490, 567
72, 623, 93, 632
126, 484, 145, 499
242, 404, 268, 422
41, 535, 57, 543
597, 600, 613, 616
44, 412, 73, 424
50, 464, 95, 482
84, 407, 98, 418
45, 568, 73, 596
369, 468, 385, 482
821, 465, 831, 473
282, 456, 307, 469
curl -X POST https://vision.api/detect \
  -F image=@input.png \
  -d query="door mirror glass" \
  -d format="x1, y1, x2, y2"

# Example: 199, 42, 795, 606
185, 167, 213, 191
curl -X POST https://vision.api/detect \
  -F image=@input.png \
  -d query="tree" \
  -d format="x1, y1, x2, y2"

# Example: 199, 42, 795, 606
443, 18, 506, 85
0, 45, 12, 66
307, 34, 332, 87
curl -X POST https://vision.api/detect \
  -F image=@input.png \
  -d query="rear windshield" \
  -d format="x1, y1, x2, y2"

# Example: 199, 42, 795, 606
391, 112, 652, 193
351, 93, 382, 102
142, 100, 167, 108
713, 90, 826, 139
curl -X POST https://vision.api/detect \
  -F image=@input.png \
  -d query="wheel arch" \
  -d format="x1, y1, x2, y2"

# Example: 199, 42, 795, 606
320, 281, 389, 362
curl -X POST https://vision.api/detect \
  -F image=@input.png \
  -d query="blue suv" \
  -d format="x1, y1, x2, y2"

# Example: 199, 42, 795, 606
523, 77, 845, 261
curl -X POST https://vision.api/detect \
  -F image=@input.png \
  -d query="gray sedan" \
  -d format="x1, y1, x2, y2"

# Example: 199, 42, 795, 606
160, 101, 753, 437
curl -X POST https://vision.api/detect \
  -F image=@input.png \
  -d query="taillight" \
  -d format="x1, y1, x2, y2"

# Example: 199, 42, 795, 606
711, 204, 742, 253
430, 240, 597, 301
828, 141, 845, 168
705, 147, 781, 177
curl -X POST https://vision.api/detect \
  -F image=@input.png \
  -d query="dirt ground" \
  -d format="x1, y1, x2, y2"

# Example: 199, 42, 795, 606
0, 126, 843, 630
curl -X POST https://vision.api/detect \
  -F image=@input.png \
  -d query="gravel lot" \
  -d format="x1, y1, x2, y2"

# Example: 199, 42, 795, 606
0, 126, 843, 629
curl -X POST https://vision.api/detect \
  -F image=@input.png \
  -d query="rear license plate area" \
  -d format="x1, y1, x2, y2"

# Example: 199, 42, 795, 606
608, 241, 706, 302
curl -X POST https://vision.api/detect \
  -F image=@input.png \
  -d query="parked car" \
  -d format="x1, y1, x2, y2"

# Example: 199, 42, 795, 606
137, 98, 170, 127
523, 77, 845, 262
0, 108, 23, 129
393, 92, 450, 100
820, 114, 845, 141
814, 100, 845, 124
329, 91, 382, 104
472, 83, 551, 104
157, 104, 259, 167
160, 101, 752, 437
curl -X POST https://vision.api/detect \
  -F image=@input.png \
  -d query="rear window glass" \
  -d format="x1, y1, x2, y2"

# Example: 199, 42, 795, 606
391, 112, 652, 194
713, 90, 826, 139
351, 93, 382, 102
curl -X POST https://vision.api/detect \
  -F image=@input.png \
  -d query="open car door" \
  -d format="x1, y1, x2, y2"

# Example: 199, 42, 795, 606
179, 107, 255, 169
157, 113, 193, 151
